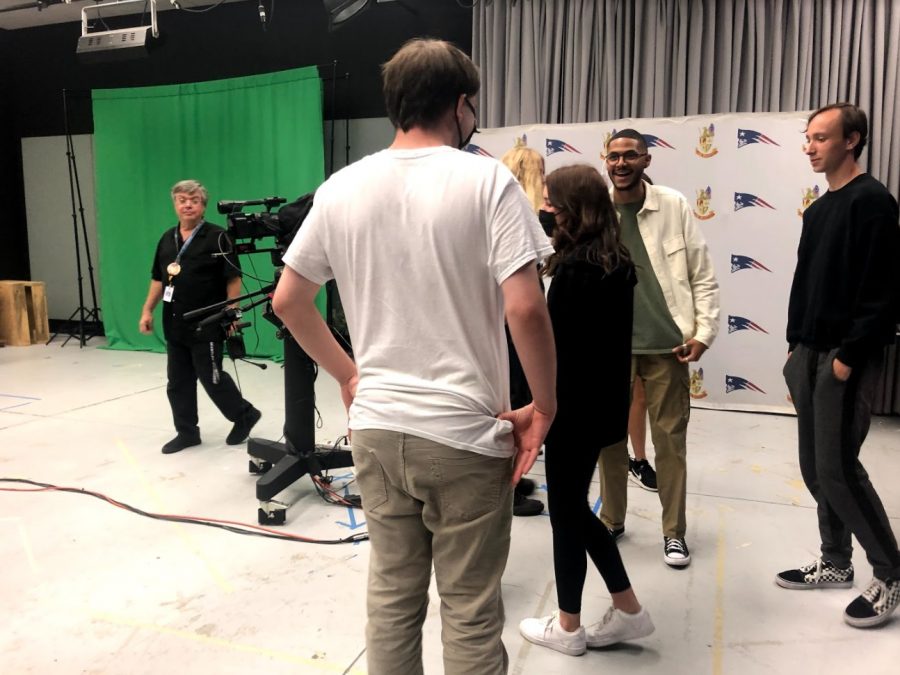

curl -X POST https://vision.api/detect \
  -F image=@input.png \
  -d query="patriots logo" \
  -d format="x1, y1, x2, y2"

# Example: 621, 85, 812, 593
546, 139, 581, 156
464, 144, 493, 157
734, 192, 775, 210
737, 129, 780, 148
731, 254, 773, 273
726, 375, 767, 394
728, 315, 769, 334
642, 134, 675, 149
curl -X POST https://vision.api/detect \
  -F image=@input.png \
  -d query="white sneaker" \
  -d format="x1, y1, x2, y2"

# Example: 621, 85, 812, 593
585, 605, 655, 648
519, 611, 586, 656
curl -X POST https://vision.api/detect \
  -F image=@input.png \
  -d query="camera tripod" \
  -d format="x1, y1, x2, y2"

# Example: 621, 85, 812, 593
185, 286, 355, 524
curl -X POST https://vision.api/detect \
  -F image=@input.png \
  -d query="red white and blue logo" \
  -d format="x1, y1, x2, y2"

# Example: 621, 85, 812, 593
464, 144, 493, 157
737, 129, 780, 148
726, 375, 767, 394
734, 192, 775, 211
642, 134, 676, 149
546, 138, 581, 156
728, 315, 769, 334
731, 254, 773, 273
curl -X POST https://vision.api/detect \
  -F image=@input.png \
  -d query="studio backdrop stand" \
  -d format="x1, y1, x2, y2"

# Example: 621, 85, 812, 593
48, 88, 102, 347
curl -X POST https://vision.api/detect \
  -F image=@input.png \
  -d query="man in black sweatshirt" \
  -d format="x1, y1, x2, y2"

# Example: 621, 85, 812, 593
776, 103, 900, 629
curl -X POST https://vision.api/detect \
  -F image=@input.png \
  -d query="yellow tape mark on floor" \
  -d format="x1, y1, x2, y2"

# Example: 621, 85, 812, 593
0, 516, 38, 573
712, 505, 727, 675
91, 611, 362, 673
116, 439, 233, 593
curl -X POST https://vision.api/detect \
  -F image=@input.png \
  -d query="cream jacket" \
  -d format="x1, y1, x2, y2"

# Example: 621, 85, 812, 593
613, 183, 720, 347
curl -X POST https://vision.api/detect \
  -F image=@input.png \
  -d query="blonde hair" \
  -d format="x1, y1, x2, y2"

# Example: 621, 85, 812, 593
501, 141, 544, 214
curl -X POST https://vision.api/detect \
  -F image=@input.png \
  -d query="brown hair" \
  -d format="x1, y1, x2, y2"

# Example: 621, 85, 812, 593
381, 38, 480, 132
808, 102, 868, 160
542, 164, 630, 277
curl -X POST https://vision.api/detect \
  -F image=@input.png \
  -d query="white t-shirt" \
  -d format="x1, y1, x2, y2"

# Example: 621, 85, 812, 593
282, 145, 552, 457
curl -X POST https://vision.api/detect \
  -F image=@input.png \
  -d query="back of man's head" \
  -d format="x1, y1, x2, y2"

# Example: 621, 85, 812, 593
382, 38, 480, 132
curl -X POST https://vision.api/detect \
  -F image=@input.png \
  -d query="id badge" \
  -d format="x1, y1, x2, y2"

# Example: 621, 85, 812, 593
163, 285, 175, 303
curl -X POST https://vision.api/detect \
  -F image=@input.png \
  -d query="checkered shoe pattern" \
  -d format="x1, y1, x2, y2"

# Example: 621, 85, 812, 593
844, 577, 900, 628
775, 557, 854, 589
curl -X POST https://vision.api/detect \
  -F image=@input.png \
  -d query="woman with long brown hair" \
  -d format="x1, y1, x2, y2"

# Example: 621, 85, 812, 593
519, 164, 654, 655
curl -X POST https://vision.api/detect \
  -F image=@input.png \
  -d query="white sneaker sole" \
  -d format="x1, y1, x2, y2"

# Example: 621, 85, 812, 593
520, 631, 586, 656
628, 472, 658, 492
775, 576, 853, 590
664, 553, 691, 567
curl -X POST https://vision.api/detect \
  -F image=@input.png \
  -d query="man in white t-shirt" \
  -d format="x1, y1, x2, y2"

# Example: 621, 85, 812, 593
272, 39, 556, 675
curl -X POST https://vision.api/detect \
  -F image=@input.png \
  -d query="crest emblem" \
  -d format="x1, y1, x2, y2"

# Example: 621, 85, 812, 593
695, 124, 718, 158
690, 368, 708, 400
694, 186, 716, 220
797, 185, 820, 216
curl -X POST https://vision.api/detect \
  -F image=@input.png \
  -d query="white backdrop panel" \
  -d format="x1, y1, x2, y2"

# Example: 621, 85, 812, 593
468, 112, 822, 414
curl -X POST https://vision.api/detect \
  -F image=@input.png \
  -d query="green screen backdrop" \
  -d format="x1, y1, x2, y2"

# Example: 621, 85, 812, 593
93, 67, 325, 359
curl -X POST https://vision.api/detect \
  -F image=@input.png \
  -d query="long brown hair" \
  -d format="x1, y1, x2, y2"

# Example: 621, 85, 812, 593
542, 164, 631, 277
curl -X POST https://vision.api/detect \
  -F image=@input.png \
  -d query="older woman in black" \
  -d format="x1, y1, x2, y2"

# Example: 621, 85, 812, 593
519, 165, 654, 656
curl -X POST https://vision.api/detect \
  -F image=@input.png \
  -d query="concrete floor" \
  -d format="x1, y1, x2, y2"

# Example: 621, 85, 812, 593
1, 338, 898, 674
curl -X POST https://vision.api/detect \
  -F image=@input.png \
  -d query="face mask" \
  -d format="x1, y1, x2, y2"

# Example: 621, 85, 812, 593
457, 97, 478, 150
538, 209, 556, 236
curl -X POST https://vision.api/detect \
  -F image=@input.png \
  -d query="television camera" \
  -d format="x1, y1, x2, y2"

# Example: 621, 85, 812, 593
184, 193, 357, 525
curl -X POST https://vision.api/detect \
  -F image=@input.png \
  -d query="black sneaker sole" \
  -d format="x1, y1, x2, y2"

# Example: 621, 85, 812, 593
775, 577, 853, 590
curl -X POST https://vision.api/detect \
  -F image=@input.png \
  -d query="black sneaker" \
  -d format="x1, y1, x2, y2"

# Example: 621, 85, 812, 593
517, 477, 536, 497
775, 558, 854, 590
161, 432, 201, 455
608, 526, 625, 542
843, 577, 900, 628
513, 491, 544, 516
663, 537, 691, 567
226, 407, 262, 445
628, 458, 658, 492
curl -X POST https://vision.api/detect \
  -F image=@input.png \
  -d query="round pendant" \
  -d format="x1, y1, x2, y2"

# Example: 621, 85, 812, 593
167, 262, 182, 276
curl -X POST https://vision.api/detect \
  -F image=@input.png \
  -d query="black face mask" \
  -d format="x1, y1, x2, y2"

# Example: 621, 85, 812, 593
457, 97, 479, 150
538, 209, 556, 236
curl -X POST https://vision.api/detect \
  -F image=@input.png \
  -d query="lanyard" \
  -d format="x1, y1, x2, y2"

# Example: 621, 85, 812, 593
174, 221, 204, 265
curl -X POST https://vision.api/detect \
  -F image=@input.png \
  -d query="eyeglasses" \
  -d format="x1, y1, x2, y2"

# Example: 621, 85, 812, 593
605, 151, 647, 163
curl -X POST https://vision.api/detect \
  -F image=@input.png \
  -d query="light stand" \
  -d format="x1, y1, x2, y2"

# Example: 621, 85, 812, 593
48, 88, 102, 347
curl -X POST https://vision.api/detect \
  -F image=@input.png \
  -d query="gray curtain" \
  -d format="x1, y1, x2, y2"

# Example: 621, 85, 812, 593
473, 0, 900, 199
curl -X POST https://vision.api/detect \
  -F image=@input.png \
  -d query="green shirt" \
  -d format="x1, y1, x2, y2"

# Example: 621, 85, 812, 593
616, 200, 683, 353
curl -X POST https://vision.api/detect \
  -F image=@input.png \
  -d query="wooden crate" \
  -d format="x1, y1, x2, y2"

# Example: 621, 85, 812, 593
0, 281, 50, 346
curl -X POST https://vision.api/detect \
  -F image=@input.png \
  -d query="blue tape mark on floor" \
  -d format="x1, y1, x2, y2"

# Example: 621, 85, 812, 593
336, 483, 366, 532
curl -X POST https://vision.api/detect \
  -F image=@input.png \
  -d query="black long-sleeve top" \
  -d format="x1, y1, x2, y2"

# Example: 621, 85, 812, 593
787, 173, 900, 367
545, 252, 636, 449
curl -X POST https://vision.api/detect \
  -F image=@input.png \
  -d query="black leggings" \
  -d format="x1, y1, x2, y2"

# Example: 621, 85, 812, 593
545, 437, 631, 613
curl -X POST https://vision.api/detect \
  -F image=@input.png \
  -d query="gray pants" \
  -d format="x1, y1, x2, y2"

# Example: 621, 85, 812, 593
352, 429, 513, 675
784, 344, 900, 580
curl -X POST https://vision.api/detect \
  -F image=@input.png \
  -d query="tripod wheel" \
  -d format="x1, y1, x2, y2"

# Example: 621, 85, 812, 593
258, 507, 286, 525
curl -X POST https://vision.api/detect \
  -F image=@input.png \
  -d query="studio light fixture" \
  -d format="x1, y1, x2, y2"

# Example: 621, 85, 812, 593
323, 0, 405, 31
73, 0, 159, 64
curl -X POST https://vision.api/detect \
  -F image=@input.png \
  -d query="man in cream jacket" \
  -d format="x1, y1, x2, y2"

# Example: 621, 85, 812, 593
598, 128, 720, 568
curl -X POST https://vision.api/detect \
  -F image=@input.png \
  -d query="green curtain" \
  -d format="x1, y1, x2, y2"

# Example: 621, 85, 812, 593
93, 67, 325, 359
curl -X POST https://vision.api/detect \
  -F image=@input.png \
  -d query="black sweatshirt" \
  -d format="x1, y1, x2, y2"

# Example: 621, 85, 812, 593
787, 173, 900, 367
